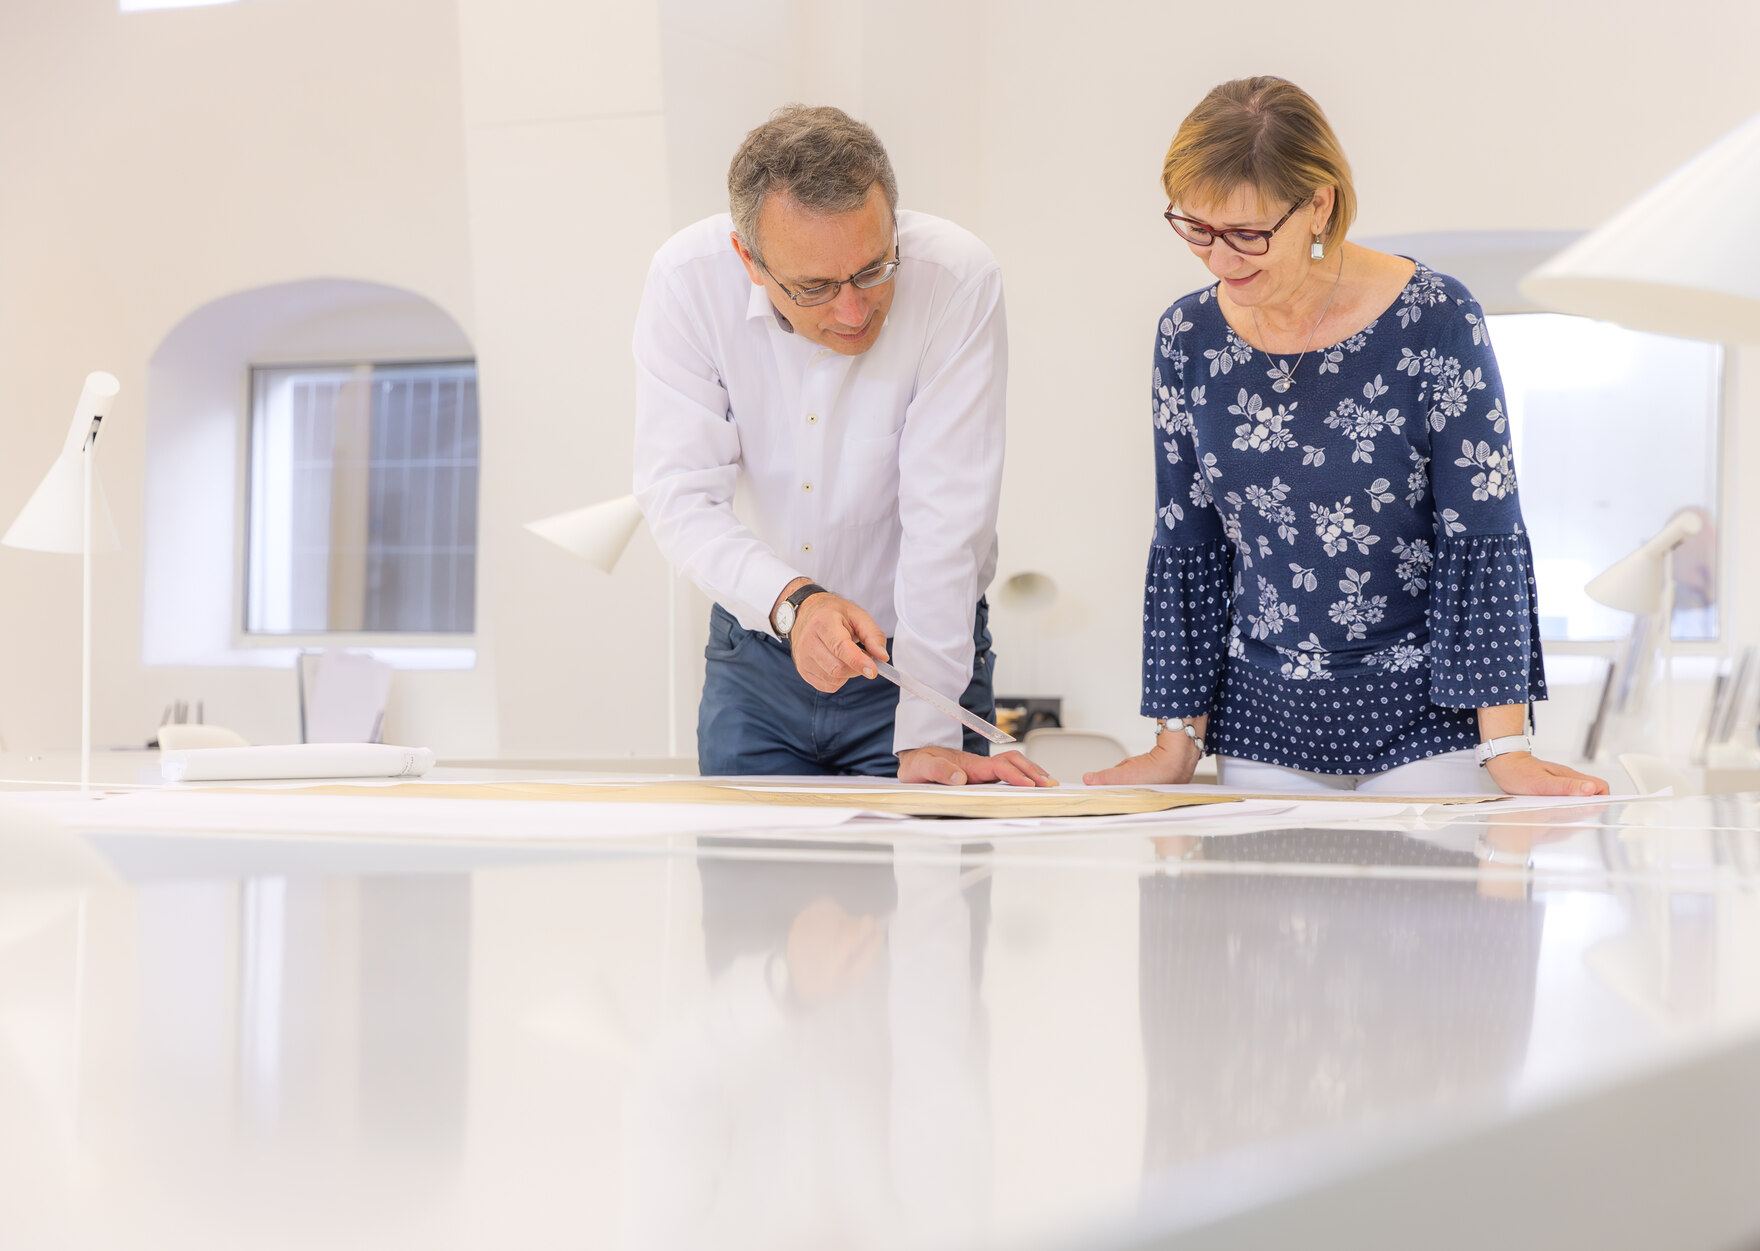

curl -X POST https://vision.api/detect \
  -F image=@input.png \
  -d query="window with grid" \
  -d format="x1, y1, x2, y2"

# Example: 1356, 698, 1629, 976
245, 361, 479, 635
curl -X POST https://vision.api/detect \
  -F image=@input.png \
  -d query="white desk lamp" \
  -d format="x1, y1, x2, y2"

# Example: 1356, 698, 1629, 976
1521, 112, 1760, 767
523, 495, 681, 757
1584, 511, 1704, 761
2, 372, 122, 791
995, 569, 1058, 694
1520, 110, 1760, 340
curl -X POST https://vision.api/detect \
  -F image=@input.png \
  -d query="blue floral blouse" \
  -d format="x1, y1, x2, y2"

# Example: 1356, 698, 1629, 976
1142, 263, 1547, 773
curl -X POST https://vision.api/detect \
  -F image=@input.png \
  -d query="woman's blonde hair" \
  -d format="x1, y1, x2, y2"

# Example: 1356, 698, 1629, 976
1161, 77, 1356, 253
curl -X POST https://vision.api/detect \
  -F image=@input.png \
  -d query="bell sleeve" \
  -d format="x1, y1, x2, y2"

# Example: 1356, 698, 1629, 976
1142, 308, 1234, 719
1423, 299, 1549, 709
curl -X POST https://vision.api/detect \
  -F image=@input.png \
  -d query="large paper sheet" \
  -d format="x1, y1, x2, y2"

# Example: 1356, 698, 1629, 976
252, 779, 1243, 820
12, 789, 878, 843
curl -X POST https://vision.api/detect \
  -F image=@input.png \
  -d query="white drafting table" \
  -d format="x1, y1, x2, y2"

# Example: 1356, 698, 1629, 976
0, 752, 1758, 1250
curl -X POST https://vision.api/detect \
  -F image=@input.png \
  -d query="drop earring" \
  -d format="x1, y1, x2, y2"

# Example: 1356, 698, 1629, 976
1310, 234, 1325, 261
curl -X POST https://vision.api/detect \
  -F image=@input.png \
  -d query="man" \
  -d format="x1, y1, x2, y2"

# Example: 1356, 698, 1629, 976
633, 105, 1050, 786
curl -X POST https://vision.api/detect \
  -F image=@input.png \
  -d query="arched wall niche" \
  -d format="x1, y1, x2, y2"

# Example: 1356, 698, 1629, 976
141, 278, 476, 671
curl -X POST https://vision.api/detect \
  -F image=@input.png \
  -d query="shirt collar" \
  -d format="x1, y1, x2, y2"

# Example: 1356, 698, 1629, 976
745, 281, 796, 333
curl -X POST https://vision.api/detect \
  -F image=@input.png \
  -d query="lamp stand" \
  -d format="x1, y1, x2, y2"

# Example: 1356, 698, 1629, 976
1658, 551, 1677, 768
81, 439, 92, 793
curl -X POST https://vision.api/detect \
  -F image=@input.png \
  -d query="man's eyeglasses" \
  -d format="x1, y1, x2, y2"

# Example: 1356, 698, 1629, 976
757, 239, 901, 307
1164, 199, 1304, 256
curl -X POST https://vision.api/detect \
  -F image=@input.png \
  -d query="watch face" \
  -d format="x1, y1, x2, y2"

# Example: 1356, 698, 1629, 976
775, 600, 796, 637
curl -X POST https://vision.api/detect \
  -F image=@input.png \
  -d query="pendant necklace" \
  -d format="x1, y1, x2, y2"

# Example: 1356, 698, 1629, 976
1250, 250, 1346, 394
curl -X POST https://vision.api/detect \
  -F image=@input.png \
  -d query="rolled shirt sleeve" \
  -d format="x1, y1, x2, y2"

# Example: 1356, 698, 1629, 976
1422, 301, 1548, 709
890, 267, 1008, 755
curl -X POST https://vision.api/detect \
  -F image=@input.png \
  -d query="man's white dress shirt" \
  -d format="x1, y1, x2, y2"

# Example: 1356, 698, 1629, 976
632, 209, 1006, 755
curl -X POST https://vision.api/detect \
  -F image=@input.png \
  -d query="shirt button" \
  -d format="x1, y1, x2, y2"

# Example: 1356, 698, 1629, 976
801, 543, 812, 553
802, 482, 813, 492
807, 413, 818, 424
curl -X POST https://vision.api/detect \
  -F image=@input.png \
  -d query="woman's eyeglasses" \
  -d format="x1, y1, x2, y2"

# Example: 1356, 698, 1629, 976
1164, 199, 1303, 256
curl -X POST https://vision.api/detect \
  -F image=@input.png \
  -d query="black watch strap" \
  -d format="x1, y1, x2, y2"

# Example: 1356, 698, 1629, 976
787, 582, 828, 612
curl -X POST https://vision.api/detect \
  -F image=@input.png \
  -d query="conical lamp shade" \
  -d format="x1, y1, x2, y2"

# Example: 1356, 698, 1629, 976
2, 455, 120, 554
1582, 512, 1703, 615
2, 371, 122, 554
1521, 111, 1760, 342
524, 494, 645, 572
1582, 547, 1665, 616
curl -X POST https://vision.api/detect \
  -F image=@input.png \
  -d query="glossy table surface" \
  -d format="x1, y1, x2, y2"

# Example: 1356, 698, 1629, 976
2, 760, 1759, 1250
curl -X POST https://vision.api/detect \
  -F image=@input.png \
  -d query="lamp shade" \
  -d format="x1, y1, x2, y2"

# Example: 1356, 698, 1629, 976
1520, 111, 1760, 342
2, 371, 122, 555
996, 570, 1058, 611
1583, 511, 1704, 614
524, 494, 644, 572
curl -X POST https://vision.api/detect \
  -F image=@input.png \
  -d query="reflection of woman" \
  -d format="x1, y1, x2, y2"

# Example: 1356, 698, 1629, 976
1139, 829, 1544, 1172
1088, 77, 1606, 796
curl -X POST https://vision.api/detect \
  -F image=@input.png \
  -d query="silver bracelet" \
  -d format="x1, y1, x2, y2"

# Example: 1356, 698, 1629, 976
1155, 717, 1205, 755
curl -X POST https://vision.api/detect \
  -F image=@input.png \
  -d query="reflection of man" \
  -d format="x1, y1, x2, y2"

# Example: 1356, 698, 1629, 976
619, 848, 990, 1249
633, 105, 1049, 787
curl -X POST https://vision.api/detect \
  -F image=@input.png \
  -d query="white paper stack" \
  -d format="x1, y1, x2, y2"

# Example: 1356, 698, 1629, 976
161, 743, 435, 783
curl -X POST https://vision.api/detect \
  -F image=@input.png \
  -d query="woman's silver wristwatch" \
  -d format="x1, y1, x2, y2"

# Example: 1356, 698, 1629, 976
1476, 734, 1534, 767
1156, 717, 1205, 755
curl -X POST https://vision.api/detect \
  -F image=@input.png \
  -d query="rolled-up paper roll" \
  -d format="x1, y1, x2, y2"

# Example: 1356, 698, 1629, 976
161, 743, 435, 783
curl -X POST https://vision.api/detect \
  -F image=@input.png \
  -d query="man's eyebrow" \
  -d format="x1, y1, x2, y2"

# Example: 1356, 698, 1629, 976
786, 247, 892, 286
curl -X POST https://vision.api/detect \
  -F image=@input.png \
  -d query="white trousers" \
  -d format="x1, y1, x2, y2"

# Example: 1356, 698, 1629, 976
1214, 749, 1501, 796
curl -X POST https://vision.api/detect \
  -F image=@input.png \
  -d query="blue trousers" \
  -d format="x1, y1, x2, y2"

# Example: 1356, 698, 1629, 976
697, 598, 996, 777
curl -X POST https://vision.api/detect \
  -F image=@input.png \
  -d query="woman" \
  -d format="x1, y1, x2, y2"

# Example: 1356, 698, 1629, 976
1087, 77, 1606, 796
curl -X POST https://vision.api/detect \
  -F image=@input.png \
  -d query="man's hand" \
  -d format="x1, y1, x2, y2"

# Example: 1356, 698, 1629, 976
1484, 752, 1609, 796
786, 899, 884, 1008
778, 581, 890, 693
898, 745, 1058, 788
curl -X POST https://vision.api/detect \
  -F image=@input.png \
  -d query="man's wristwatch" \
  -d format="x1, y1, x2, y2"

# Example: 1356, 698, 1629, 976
1476, 734, 1534, 767
773, 582, 828, 640
1156, 717, 1206, 755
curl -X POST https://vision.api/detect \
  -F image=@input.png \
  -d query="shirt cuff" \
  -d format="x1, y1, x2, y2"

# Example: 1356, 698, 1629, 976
893, 693, 964, 757
724, 556, 807, 637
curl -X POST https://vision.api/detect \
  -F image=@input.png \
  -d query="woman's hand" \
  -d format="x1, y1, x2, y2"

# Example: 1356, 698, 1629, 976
1083, 730, 1202, 786
1484, 752, 1609, 797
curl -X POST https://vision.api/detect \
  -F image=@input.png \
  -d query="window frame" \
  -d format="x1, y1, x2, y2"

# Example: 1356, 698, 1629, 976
1482, 314, 1730, 659
234, 355, 482, 653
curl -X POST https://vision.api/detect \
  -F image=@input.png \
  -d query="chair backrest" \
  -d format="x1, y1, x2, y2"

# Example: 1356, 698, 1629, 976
1021, 728, 1130, 780
1616, 752, 1698, 796
298, 650, 395, 743
157, 724, 250, 751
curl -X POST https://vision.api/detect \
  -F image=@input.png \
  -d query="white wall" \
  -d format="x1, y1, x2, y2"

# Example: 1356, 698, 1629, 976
0, 0, 475, 752
2, 0, 1757, 760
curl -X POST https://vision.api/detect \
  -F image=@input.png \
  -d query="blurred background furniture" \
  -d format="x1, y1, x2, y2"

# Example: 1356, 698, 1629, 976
298, 651, 394, 744
156, 724, 250, 751
1021, 728, 1128, 779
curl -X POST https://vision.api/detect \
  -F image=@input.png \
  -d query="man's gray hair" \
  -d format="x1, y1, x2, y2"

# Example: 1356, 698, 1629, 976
728, 104, 899, 263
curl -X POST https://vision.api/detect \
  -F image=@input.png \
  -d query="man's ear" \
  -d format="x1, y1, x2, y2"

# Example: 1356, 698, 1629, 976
730, 231, 764, 286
